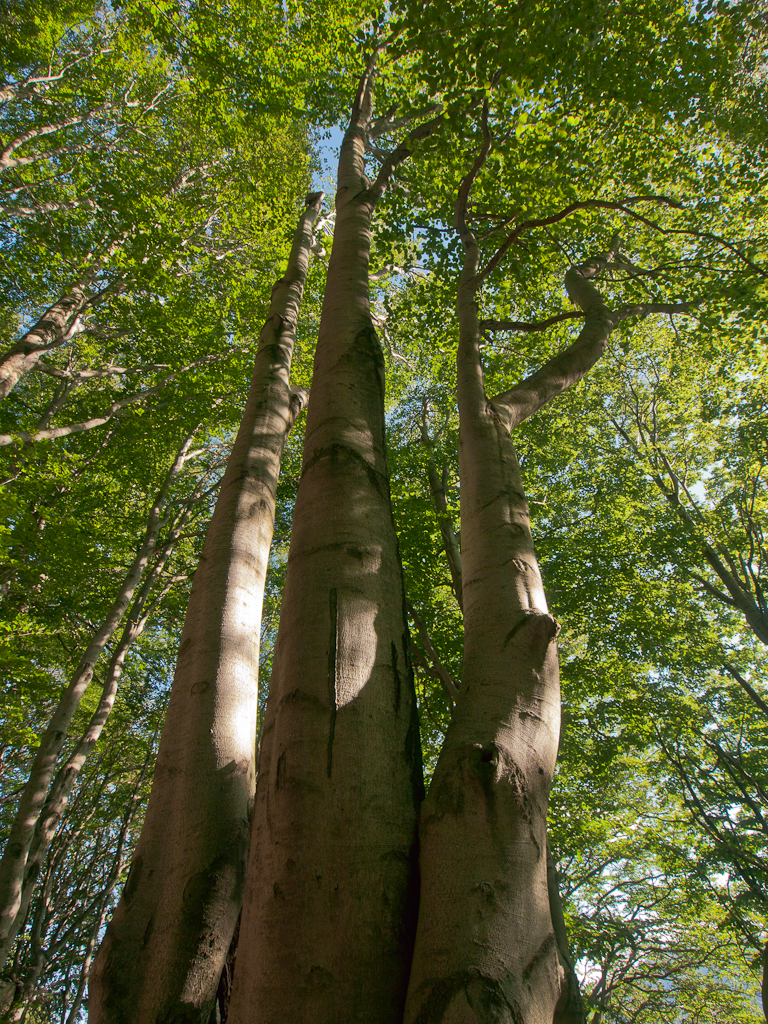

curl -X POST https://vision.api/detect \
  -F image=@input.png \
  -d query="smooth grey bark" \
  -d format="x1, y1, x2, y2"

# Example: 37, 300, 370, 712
548, 847, 586, 1024
0, 430, 197, 966
88, 193, 323, 1024
227, 65, 431, 1024
403, 124, 621, 1024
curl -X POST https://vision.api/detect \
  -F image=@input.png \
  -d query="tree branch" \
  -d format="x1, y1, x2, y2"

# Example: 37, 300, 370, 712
489, 240, 619, 431
406, 601, 459, 703
722, 662, 768, 718
368, 106, 447, 203
454, 99, 491, 251
479, 196, 682, 282
419, 405, 463, 609
481, 312, 583, 334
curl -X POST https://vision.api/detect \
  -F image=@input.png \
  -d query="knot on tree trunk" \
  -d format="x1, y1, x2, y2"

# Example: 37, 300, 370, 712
503, 610, 560, 653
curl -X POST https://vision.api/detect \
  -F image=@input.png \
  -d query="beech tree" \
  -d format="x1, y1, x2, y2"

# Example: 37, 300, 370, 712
0, 0, 349, 1011
89, 192, 324, 1022
2, 0, 767, 1022
98, 6, 764, 1023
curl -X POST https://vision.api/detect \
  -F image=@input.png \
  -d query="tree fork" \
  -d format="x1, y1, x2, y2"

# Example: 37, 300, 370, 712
405, 119, 574, 1023
88, 193, 324, 1024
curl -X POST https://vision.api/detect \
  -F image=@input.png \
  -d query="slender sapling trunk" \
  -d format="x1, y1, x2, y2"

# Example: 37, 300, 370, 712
0, 430, 197, 965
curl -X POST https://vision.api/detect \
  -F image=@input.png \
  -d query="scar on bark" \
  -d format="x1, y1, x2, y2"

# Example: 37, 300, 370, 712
523, 931, 558, 981
410, 969, 523, 1024
302, 442, 389, 497
503, 610, 559, 649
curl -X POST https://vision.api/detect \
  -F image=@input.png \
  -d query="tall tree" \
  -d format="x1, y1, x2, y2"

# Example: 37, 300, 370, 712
0, 0, 334, 1005
226, 58, 433, 1024
401, 94, 696, 1018
89, 191, 323, 1024
1, 1, 765, 1021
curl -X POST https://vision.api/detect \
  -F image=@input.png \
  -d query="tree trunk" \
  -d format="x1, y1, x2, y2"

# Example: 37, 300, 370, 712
419, 410, 463, 609
63, 740, 154, 1024
0, 277, 93, 399
0, 231, 127, 401
6, 532, 187, 958
548, 846, 586, 1024
88, 193, 323, 1024
402, 143, 623, 1017
403, 213, 562, 1023
0, 431, 196, 965
226, 68, 423, 1024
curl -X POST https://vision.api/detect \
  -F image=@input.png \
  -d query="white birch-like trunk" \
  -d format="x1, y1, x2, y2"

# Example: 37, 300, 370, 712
227, 72, 423, 1024
88, 193, 323, 1024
